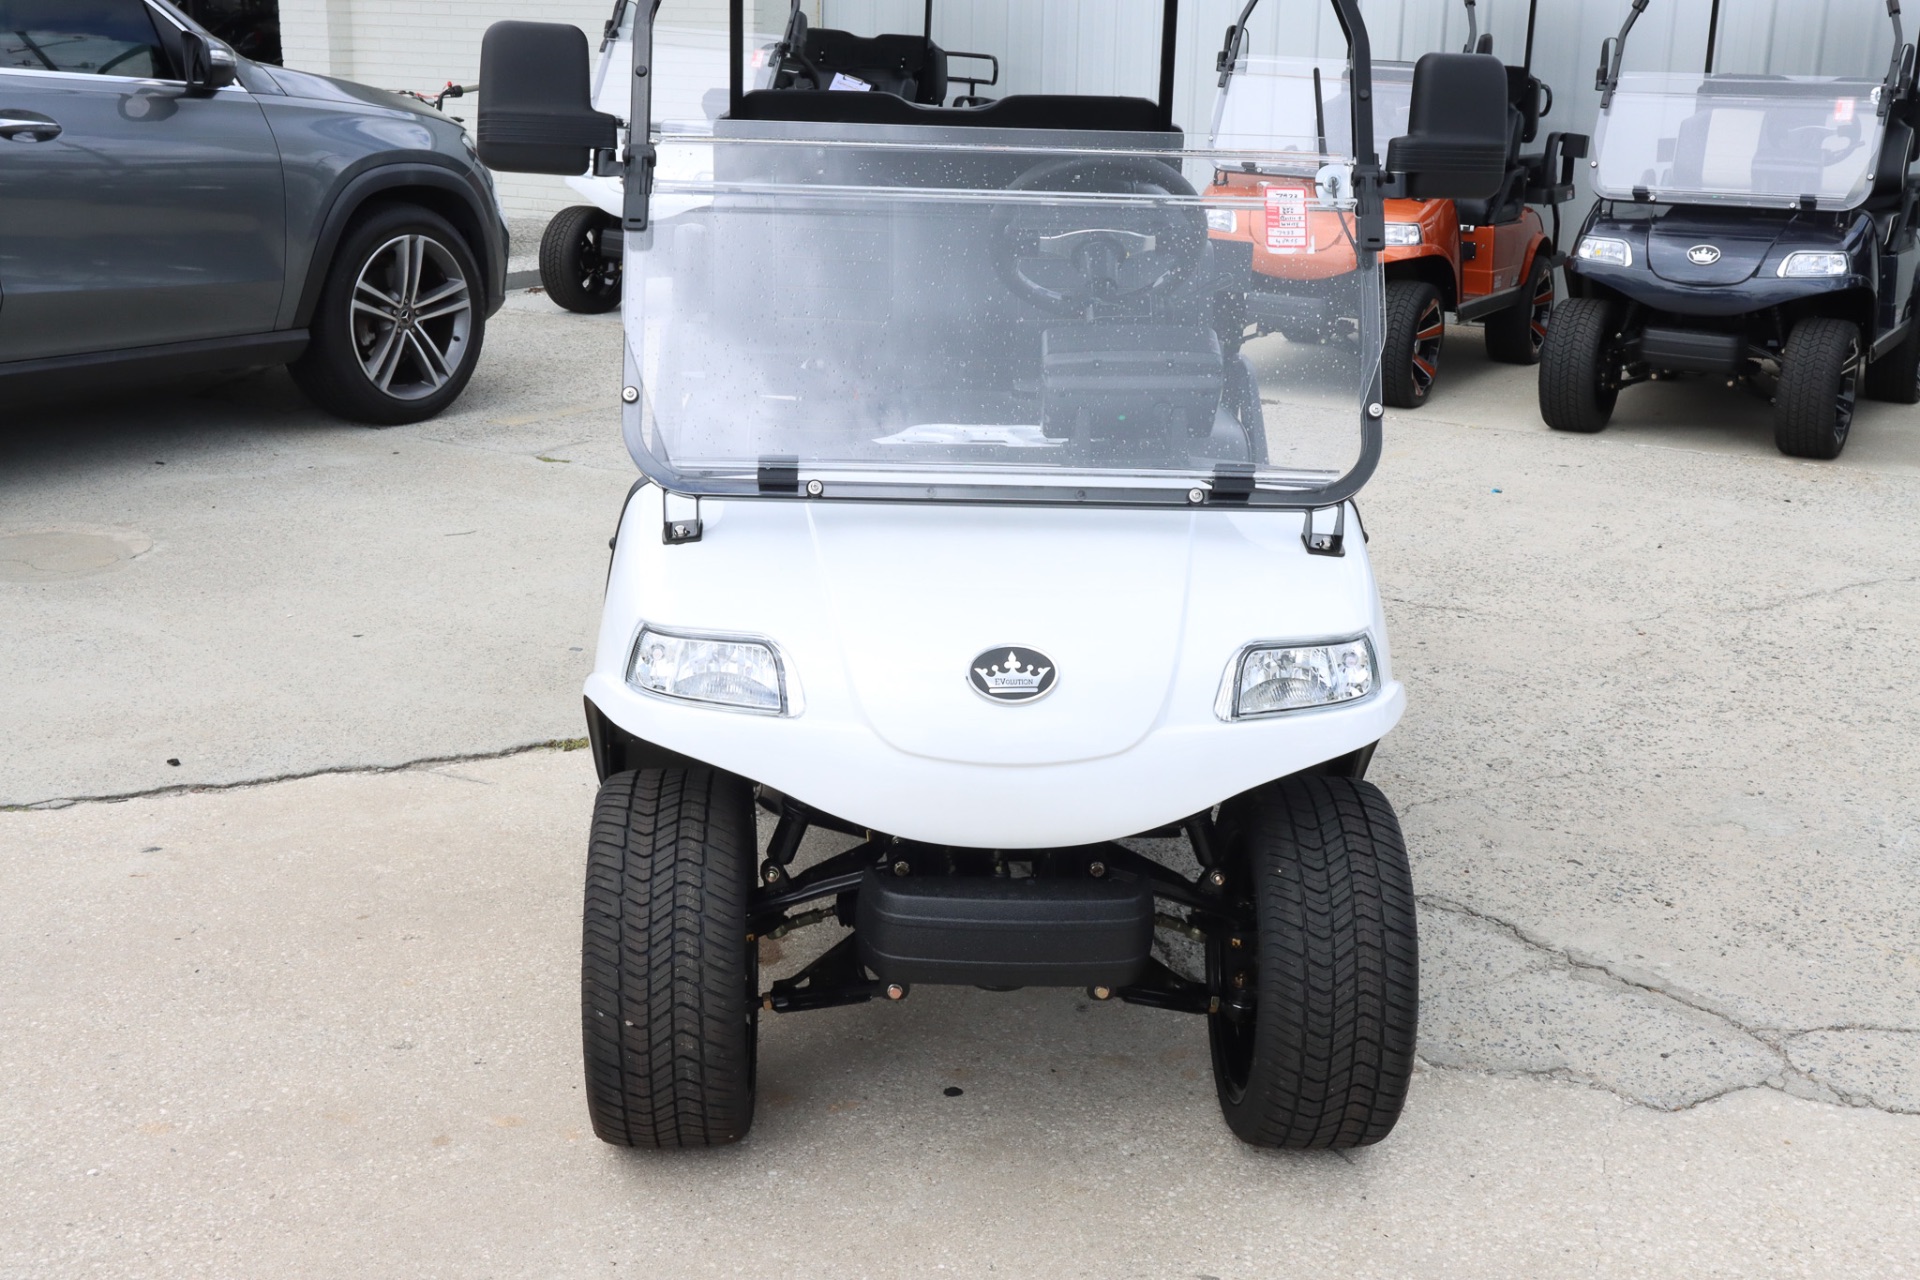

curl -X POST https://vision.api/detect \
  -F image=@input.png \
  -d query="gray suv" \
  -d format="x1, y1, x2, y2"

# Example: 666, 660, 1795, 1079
0, 0, 507, 423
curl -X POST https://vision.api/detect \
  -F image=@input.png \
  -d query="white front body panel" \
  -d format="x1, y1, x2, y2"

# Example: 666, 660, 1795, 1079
586, 486, 1403, 848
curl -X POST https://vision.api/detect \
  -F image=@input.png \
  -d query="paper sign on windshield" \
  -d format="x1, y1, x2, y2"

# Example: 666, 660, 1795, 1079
1264, 184, 1310, 254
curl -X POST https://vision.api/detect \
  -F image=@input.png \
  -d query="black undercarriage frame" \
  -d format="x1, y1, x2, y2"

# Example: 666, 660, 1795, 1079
746, 740, 1374, 1019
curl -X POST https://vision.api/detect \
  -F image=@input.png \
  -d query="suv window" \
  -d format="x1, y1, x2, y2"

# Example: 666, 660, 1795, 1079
0, 0, 171, 78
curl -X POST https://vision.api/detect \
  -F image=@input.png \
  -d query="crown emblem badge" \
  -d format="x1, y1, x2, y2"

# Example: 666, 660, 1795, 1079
968, 646, 1058, 704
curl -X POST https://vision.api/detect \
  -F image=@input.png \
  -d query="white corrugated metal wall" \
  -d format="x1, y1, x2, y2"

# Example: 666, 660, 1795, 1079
277, 0, 1901, 218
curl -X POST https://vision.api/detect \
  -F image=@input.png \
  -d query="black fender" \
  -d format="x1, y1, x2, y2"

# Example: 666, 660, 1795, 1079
283, 155, 507, 331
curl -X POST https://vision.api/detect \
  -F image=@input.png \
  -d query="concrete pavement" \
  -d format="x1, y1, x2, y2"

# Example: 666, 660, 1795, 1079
4, 308, 1920, 1276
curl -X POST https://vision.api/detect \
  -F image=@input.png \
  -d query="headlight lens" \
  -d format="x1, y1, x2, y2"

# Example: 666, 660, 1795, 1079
1205, 207, 1238, 234
1576, 236, 1633, 268
1778, 251, 1849, 278
1217, 637, 1376, 720
1383, 222, 1422, 246
628, 627, 788, 714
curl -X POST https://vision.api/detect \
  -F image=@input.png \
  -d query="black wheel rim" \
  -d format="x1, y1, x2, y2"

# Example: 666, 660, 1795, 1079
1526, 270, 1554, 358
1206, 915, 1257, 1103
1410, 298, 1443, 399
578, 225, 621, 298
1837, 339, 1861, 446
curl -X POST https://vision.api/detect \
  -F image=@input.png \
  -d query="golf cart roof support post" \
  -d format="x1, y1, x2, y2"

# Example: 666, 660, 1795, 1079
1157, 0, 1179, 128
623, 0, 658, 230
728, 0, 744, 117
1462, 0, 1477, 55
1523, 0, 1539, 74
1330, 0, 1386, 254
1597, 0, 1649, 110
1704, 0, 1720, 73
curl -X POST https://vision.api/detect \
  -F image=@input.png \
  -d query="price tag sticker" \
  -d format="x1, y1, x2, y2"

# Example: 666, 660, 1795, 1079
1264, 184, 1310, 254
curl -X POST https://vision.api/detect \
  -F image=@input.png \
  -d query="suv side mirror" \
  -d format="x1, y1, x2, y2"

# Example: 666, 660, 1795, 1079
478, 22, 620, 176
1385, 52, 1509, 201
182, 31, 238, 92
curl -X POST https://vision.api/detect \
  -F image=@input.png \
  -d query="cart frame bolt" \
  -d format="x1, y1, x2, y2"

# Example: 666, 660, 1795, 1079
1208, 869, 1227, 887
1229, 935, 1243, 949
805, 478, 824, 497
893, 859, 910, 877
1088, 860, 1106, 878
885, 983, 907, 1001
621, 386, 639, 404
1187, 487, 1205, 504
1232, 971, 1248, 989
1367, 401, 1384, 418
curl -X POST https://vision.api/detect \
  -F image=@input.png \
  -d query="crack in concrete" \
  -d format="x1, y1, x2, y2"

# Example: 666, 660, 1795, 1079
1629, 574, 1919, 627
2, 738, 590, 812
1417, 894, 1920, 1116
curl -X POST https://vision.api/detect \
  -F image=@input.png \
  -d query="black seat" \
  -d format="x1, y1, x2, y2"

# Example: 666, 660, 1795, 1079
770, 16, 948, 105
731, 89, 1174, 133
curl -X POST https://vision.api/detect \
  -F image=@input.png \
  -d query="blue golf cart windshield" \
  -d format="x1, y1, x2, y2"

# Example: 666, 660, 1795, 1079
1595, 73, 1889, 210
616, 0, 1386, 508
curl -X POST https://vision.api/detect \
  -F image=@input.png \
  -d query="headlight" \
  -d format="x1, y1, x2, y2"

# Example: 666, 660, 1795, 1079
1206, 208, 1238, 234
1778, 251, 1849, 278
1216, 637, 1376, 720
628, 626, 792, 715
1576, 236, 1633, 268
1383, 222, 1422, 246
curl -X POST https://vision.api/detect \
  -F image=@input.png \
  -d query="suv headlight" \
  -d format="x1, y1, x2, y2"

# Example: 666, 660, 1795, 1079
1778, 251, 1849, 278
1383, 222, 1422, 246
1216, 637, 1376, 720
628, 626, 794, 715
1576, 236, 1633, 268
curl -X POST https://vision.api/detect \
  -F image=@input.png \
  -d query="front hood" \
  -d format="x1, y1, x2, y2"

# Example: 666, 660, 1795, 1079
807, 505, 1195, 766
263, 65, 444, 119
1645, 212, 1789, 285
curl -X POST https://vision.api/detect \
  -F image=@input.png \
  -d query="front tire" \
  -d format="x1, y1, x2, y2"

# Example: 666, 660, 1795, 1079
1538, 296, 1620, 432
1208, 776, 1418, 1149
539, 205, 623, 314
1484, 253, 1555, 365
1774, 317, 1861, 460
582, 768, 759, 1148
1381, 280, 1444, 408
290, 204, 485, 425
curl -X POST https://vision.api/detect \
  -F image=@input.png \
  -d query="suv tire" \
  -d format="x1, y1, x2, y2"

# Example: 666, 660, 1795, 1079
1208, 775, 1418, 1149
540, 205, 623, 314
1381, 280, 1444, 408
582, 767, 759, 1148
291, 204, 486, 425
1774, 317, 1860, 460
1484, 253, 1554, 365
1538, 296, 1620, 432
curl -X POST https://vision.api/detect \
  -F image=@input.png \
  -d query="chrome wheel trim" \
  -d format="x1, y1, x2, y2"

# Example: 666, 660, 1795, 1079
350, 234, 473, 402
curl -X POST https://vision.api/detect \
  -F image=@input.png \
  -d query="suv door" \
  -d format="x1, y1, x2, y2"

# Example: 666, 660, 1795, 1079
0, 0, 285, 362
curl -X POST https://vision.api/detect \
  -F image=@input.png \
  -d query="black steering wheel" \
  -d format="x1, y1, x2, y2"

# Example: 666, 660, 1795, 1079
989, 157, 1208, 316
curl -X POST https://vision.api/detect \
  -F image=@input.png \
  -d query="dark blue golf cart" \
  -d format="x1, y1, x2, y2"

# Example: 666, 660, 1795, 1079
1543, 0, 1920, 458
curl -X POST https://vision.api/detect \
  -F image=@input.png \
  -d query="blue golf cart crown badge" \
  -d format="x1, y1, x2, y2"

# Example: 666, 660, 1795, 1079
1687, 244, 1722, 265
969, 647, 1057, 704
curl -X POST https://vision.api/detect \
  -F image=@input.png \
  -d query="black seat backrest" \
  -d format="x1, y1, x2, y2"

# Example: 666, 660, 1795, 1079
732, 90, 1174, 133
1504, 66, 1543, 144
801, 28, 948, 105
1871, 118, 1915, 203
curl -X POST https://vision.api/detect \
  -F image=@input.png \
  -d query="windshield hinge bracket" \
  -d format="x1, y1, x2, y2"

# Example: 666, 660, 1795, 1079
757, 455, 801, 494
662, 492, 703, 545
1301, 505, 1347, 557
1209, 462, 1255, 503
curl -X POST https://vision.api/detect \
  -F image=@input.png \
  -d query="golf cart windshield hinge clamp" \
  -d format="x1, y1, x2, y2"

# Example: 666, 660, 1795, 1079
1353, 163, 1387, 252
622, 142, 657, 230
662, 492, 702, 544
1302, 505, 1347, 557
757, 456, 801, 494
1210, 463, 1256, 503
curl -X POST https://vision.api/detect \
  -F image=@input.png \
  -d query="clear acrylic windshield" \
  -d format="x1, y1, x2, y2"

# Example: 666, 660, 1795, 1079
1595, 73, 1888, 210
1213, 56, 1413, 164
621, 8, 1384, 506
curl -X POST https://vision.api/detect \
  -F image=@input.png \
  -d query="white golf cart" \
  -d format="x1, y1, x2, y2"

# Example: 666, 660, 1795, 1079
479, 0, 1507, 1149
